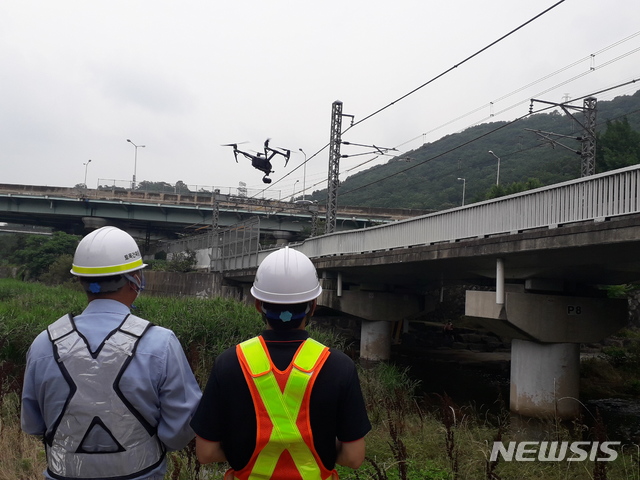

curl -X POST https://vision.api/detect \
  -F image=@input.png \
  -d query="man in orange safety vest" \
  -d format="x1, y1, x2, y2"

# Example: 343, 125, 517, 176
191, 247, 371, 479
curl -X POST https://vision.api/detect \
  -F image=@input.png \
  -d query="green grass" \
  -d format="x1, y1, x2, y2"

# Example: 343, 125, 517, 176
0, 278, 265, 382
0, 278, 351, 382
3, 278, 640, 480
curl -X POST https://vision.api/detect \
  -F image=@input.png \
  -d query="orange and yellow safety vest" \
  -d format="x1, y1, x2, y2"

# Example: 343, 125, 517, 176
228, 335, 337, 480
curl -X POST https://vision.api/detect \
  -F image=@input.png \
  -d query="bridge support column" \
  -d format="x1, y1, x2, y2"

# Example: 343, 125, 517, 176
510, 339, 580, 419
81, 216, 108, 230
360, 321, 392, 364
272, 230, 292, 246
466, 288, 627, 419
318, 278, 424, 364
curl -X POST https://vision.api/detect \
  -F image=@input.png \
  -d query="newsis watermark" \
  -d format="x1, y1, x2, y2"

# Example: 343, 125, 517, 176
490, 441, 621, 462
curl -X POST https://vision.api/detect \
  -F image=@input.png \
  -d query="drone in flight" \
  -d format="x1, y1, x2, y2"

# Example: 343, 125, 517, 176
222, 138, 291, 183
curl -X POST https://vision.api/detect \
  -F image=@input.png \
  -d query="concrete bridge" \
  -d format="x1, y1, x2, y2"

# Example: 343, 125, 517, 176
200, 164, 640, 420
0, 183, 427, 247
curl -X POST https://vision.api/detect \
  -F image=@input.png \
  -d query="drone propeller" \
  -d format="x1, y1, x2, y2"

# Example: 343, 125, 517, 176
222, 142, 248, 163
267, 143, 291, 155
270, 144, 289, 152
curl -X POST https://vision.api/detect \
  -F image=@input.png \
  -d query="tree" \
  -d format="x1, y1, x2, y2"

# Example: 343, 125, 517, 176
10, 232, 79, 280
134, 180, 193, 194
166, 250, 197, 272
596, 117, 640, 172
136, 180, 174, 193
39, 254, 75, 286
175, 180, 191, 194
482, 178, 543, 200
0, 233, 28, 265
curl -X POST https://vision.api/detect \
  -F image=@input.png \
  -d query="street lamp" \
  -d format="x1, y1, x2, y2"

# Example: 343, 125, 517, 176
83, 159, 92, 188
457, 177, 466, 206
292, 180, 300, 200
299, 148, 307, 201
127, 139, 145, 189
488, 150, 501, 185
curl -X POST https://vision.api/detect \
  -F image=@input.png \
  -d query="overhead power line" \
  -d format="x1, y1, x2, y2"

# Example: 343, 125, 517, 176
342, 0, 567, 135
252, 0, 566, 199
337, 78, 640, 198
408, 30, 640, 148
343, 103, 640, 204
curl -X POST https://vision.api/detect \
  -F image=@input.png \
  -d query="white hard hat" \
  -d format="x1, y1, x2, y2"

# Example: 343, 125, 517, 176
251, 247, 322, 304
71, 226, 147, 277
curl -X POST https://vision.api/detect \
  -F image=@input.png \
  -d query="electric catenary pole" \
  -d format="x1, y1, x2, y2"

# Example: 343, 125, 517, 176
211, 189, 221, 231
325, 100, 344, 234
528, 97, 597, 177
580, 97, 597, 177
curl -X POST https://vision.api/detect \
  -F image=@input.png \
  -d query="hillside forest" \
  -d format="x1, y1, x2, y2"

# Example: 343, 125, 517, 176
306, 89, 640, 210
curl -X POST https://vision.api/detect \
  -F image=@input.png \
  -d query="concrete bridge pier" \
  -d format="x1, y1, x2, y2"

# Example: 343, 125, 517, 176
81, 216, 108, 230
465, 283, 628, 419
510, 339, 580, 419
319, 275, 423, 364
360, 320, 392, 363
272, 230, 292, 246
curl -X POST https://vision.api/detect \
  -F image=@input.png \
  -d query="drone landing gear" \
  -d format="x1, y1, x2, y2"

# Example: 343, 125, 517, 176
262, 175, 272, 184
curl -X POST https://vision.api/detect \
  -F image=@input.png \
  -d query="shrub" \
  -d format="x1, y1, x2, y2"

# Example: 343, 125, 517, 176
39, 254, 74, 286
167, 250, 197, 272
9, 232, 79, 281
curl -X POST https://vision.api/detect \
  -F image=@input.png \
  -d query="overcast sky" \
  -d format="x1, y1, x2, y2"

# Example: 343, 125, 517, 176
2, 0, 639, 200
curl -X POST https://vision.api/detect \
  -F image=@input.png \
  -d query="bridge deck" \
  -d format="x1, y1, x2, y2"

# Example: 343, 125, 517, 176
222, 164, 640, 289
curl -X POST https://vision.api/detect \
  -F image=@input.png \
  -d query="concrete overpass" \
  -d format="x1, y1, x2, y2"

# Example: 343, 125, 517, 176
204, 164, 640, 420
0, 183, 428, 248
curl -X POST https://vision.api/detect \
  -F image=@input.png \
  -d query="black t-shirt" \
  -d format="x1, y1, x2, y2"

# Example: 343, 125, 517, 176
191, 329, 371, 471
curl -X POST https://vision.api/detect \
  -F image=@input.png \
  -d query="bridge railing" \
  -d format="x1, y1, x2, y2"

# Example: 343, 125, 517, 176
95, 179, 281, 200
242, 164, 640, 266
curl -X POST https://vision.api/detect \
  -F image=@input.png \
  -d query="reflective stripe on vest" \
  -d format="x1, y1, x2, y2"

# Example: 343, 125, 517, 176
233, 335, 335, 480
45, 314, 165, 480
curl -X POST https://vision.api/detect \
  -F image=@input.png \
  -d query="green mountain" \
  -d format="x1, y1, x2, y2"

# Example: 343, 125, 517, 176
308, 89, 640, 210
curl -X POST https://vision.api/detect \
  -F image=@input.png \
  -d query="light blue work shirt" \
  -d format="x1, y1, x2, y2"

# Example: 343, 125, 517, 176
21, 299, 202, 480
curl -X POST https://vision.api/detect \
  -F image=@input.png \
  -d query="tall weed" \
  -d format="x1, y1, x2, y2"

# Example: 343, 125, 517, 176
0, 392, 46, 480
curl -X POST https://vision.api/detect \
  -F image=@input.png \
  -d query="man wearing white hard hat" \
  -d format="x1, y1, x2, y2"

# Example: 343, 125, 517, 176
21, 226, 202, 480
191, 246, 371, 479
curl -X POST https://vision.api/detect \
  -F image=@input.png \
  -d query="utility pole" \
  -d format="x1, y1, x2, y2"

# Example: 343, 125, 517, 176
529, 97, 597, 177
325, 100, 344, 234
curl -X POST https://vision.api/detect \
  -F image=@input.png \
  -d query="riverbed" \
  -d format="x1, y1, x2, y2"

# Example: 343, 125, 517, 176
392, 345, 640, 444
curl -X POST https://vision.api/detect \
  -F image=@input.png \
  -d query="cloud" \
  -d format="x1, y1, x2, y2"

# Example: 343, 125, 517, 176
92, 64, 197, 116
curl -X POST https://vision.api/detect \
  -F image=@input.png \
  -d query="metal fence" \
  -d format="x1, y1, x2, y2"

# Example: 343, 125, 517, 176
161, 234, 212, 254
96, 179, 282, 200
159, 217, 261, 272
158, 233, 213, 271
210, 217, 261, 272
